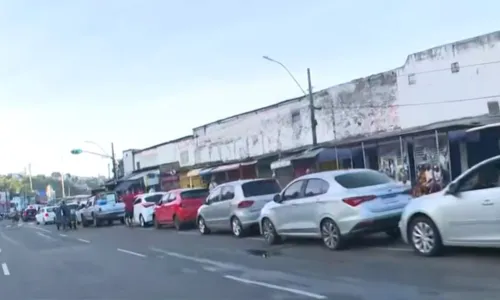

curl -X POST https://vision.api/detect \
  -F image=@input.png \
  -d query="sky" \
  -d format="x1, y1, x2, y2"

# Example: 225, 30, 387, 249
0, 0, 498, 177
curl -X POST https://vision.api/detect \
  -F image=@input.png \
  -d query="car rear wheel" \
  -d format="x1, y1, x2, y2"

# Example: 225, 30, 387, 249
173, 215, 183, 231
198, 217, 210, 235
262, 218, 281, 245
409, 216, 443, 257
154, 217, 162, 229
139, 215, 146, 227
320, 218, 346, 251
230, 217, 245, 238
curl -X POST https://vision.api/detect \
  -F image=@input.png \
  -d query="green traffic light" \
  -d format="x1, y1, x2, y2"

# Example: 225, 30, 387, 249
71, 149, 83, 155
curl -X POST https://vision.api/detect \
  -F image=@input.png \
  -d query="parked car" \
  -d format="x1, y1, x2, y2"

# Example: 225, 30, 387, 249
133, 192, 166, 227
35, 206, 57, 225
400, 155, 500, 257
23, 206, 39, 222
197, 178, 282, 237
259, 169, 412, 250
80, 192, 125, 227
154, 188, 209, 230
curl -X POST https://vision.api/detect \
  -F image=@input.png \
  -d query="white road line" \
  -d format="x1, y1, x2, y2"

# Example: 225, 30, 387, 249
224, 275, 326, 299
36, 232, 55, 240
29, 226, 52, 233
77, 238, 90, 243
117, 248, 146, 258
247, 237, 264, 241
59, 234, 68, 237
2, 263, 10, 276
372, 247, 412, 252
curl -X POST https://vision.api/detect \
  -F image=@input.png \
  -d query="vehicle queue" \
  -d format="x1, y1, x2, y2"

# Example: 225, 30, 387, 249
33, 155, 500, 258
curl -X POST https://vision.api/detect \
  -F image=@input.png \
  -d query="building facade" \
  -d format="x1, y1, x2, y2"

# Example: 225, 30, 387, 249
124, 31, 500, 172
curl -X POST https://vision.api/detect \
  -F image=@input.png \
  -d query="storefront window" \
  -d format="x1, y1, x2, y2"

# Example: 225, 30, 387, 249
378, 140, 409, 185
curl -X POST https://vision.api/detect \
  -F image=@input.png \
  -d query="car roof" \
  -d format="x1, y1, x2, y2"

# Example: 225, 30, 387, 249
219, 178, 276, 187
296, 169, 375, 181
169, 187, 209, 194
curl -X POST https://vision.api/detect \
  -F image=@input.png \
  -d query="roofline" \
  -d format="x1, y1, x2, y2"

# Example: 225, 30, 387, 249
134, 135, 194, 154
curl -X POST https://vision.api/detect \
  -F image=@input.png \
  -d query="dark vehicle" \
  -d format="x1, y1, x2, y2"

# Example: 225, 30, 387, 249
55, 203, 78, 230
22, 207, 38, 222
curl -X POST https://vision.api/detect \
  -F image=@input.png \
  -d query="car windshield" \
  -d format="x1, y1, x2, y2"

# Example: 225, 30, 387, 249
242, 180, 281, 197
45, 207, 55, 212
181, 189, 209, 199
335, 170, 392, 189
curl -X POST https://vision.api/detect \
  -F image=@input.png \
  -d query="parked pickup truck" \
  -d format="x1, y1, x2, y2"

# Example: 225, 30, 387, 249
80, 192, 125, 227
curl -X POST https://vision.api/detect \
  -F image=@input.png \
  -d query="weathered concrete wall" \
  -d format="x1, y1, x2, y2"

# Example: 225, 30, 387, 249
192, 71, 400, 164
133, 136, 195, 170
397, 31, 500, 128
122, 149, 135, 175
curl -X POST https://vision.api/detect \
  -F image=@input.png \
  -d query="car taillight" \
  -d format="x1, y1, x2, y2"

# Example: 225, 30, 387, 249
142, 203, 154, 208
342, 195, 376, 207
237, 200, 254, 209
44, 213, 49, 217
23, 212, 27, 216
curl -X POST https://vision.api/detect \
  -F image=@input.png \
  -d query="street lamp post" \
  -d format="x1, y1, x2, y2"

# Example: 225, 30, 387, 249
70, 141, 118, 181
262, 56, 320, 146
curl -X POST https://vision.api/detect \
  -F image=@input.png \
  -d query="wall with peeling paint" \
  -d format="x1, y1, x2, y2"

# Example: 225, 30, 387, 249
192, 70, 400, 164
134, 136, 196, 170
397, 31, 500, 128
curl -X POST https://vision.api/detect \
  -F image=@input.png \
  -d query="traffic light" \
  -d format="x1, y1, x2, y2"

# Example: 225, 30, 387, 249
70, 149, 83, 155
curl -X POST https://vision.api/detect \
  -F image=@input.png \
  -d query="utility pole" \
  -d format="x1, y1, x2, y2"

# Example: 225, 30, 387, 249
111, 142, 117, 181
61, 175, 66, 198
307, 68, 318, 146
28, 163, 33, 191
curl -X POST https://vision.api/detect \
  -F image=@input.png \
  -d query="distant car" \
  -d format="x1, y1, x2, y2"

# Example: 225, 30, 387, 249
133, 192, 166, 227
197, 178, 282, 237
154, 188, 209, 230
259, 169, 412, 250
400, 155, 500, 257
23, 206, 39, 222
35, 206, 57, 225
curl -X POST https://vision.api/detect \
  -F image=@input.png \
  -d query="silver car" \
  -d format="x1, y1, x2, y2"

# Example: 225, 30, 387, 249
197, 178, 281, 237
259, 169, 412, 250
399, 155, 500, 257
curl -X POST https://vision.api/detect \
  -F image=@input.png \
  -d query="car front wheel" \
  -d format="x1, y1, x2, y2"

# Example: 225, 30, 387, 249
409, 216, 443, 257
262, 218, 281, 245
198, 217, 210, 235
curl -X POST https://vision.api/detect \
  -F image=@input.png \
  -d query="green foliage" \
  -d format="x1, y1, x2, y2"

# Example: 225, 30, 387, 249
0, 174, 101, 198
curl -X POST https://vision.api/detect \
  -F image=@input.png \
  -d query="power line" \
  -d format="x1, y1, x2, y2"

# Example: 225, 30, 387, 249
397, 60, 500, 77
330, 94, 500, 110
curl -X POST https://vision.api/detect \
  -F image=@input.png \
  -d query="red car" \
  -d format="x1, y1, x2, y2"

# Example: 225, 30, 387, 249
154, 188, 209, 230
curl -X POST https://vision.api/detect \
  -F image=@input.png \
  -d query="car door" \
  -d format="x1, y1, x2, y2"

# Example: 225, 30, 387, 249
164, 192, 178, 223
202, 187, 222, 228
444, 159, 500, 244
155, 193, 170, 223
298, 178, 330, 235
211, 185, 235, 230
133, 197, 143, 224
83, 198, 94, 219
273, 180, 306, 234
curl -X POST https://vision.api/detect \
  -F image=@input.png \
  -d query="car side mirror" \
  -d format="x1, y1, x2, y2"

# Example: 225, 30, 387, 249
205, 198, 211, 205
445, 182, 459, 196
273, 194, 282, 203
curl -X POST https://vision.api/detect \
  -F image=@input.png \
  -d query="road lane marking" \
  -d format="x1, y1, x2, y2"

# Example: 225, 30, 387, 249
372, 247, 412, 252
117, 248, 146, 258
29, 226, 52, 233
36, 232, 55, 240
0, 232, 20, 245
0, 248, 2, 254
224, 275, 326, 299
247, 237, 264, 241
59, 234, 68, 237
2, 263, 10, 275
77, 238, 90, 243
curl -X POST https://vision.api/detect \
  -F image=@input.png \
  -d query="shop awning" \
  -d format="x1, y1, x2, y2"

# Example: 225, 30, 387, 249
114, 180, 137, 192
199, 167, 215, 176
186, 168, 203, 177
270, 147, 357, 170
128, 169, 160, 180
210, 161, 257, 173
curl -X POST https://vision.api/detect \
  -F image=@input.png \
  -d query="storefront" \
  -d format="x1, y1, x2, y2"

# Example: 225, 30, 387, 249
200, 161, 257, 184
185, 168, 205, 188
377, 138, 410, 185
159, 162, 180, 192
114, 169, 159, 194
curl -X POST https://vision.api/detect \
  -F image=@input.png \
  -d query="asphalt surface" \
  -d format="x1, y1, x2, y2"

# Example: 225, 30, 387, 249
1, 221, 500, 300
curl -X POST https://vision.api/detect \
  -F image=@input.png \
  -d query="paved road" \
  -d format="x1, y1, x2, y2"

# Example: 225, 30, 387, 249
1, 221, 500, 300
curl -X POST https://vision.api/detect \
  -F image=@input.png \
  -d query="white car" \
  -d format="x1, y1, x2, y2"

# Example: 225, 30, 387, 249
399, 155, 500, 256
36, 206, 57, 225
133, 192, 166, 227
